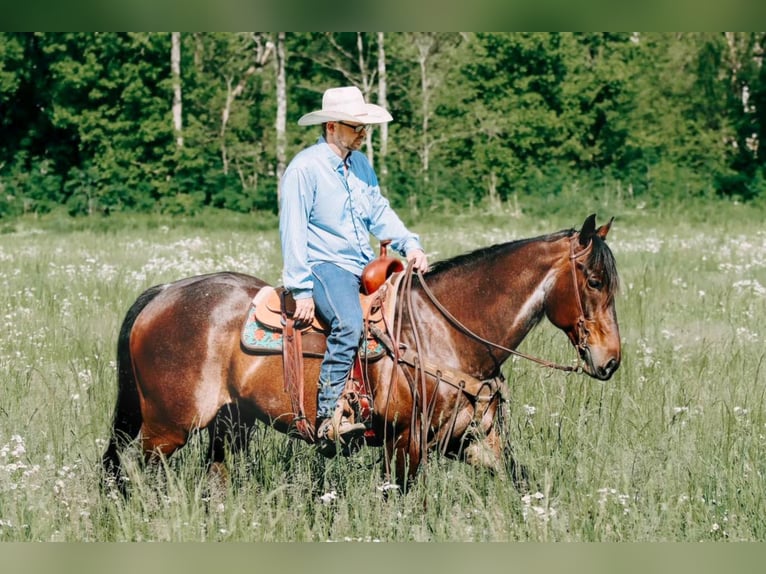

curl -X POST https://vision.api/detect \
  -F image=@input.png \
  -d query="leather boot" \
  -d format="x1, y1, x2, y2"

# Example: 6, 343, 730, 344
316, 403, 366, 457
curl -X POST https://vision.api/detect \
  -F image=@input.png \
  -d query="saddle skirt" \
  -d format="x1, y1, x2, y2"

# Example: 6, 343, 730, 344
241, 272, 403, 360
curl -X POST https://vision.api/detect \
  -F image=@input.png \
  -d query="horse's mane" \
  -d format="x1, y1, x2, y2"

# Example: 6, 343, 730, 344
426, 227, 619, 295
589, 232, 620, 296
426, 229, 575, 276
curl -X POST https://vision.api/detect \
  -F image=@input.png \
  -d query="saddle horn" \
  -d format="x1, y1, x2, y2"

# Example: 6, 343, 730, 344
361, 239, 405, 295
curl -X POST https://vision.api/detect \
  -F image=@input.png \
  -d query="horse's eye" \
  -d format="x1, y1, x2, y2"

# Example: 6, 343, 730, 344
587, 277, 603, 290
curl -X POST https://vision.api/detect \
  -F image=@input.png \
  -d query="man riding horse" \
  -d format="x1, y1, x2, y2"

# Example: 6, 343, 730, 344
279, 86, 429, 455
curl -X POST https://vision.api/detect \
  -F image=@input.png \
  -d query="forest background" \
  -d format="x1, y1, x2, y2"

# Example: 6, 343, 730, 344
1, 31, 766, 221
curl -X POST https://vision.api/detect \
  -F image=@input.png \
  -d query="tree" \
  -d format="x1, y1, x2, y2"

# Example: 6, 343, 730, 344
452, 33, 573, 203
218, 33, 273, 177
66, 34, 179, 210
171, 32, 183, 148
386, 32, 469, 208
275, 32, 287, 203
377, 32, 389, 187
719, 32, 766, 198
179, 32, 277, 212
2, 32, 766, 219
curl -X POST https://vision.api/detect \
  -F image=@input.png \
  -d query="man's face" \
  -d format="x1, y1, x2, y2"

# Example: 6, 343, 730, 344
330, 121, 369, 153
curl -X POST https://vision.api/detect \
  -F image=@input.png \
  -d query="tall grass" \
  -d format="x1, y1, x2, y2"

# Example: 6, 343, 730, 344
1, 202, 765, 541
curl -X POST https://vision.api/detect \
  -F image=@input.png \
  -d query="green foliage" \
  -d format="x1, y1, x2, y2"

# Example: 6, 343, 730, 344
1, 32, 766, 219
0, 33, 24, 118
1, 156, 63, 215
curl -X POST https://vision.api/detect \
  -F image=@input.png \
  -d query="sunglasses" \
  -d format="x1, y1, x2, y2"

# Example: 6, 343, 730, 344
335, 121, 370, 134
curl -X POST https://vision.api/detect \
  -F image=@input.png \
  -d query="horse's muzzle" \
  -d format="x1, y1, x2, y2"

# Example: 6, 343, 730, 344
595, 357, 620, 380
581, 347, 620, 381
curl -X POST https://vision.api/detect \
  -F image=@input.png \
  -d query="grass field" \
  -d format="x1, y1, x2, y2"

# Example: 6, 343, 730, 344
1, 201, 765, 541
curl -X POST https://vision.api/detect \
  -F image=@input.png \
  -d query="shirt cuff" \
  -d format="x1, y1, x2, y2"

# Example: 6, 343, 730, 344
290, 288, 313, 300
401, 238, 423, 256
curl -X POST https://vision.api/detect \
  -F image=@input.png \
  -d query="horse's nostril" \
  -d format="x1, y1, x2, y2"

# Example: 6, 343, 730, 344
600, 358, 619, 379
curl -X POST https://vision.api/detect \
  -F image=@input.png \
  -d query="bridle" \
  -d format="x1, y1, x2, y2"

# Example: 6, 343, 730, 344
568, 236, 592, 357
414, 234, 593, 374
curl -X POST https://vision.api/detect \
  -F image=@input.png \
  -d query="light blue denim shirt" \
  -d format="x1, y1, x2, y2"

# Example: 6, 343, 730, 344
279, 137, 422, 300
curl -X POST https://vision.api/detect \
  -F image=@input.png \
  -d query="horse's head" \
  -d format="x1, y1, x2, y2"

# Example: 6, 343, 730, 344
546, 214, 621, 380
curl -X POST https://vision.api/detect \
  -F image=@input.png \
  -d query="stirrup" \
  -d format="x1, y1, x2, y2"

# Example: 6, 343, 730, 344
315, 413, 366, 458
317, 416, 366, 443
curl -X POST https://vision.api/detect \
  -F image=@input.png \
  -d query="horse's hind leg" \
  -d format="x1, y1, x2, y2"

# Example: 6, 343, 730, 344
206, 402, 257, 483
139, 421, 188, 462
102, 408, 142, 488
102, 282, 164, 492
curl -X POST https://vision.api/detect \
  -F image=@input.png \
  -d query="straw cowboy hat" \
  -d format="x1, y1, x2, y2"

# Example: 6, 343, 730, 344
298, 86, 393, 126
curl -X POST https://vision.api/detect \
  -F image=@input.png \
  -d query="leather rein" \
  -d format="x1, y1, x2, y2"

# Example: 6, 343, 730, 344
363, 235, 593, 473
412, 235, 593, 374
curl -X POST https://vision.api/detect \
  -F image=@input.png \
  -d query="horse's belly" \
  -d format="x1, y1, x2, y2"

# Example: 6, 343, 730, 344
232, 354, 323, 428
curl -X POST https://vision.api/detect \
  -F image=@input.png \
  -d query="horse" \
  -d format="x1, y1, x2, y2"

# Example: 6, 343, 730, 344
102, 214, 621, 489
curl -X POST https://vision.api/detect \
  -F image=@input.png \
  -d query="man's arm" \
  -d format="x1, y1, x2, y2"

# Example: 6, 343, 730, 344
279, 166, 314, 300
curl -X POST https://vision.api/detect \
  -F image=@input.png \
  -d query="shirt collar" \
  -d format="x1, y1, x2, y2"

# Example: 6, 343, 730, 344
317, 136, 352, 170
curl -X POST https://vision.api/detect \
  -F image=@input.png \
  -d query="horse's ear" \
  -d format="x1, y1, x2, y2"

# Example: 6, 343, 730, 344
579, 214, 597, 246
596, 216, 614, 240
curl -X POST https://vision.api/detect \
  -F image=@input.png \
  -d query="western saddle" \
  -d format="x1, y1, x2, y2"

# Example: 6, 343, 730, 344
246, 241, 404, 442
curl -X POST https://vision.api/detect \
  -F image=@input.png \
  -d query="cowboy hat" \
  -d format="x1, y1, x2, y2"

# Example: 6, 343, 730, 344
298, 86, 393, 126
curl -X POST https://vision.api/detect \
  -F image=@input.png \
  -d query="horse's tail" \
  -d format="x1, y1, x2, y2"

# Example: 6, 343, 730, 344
101, 283, 165, 486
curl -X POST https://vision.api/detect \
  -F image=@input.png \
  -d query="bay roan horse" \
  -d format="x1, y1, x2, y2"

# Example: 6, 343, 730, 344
102, 214, 620, 488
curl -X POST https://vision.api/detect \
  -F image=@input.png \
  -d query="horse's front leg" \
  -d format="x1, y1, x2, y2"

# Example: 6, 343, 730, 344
463, 425, 503, 474
384, 430, 423, 492
459, 396, 506, 475
461, 406, 530, 491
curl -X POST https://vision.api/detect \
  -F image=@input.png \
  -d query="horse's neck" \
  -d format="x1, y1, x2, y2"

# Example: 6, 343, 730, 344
415, 238, 566, 375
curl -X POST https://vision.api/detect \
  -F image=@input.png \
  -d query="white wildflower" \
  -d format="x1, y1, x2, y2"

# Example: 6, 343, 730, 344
319, 490, 337, 504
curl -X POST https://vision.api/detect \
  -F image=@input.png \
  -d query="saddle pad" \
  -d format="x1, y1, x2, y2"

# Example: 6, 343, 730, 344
241, 303, 386, 359
241, 304, 286, 352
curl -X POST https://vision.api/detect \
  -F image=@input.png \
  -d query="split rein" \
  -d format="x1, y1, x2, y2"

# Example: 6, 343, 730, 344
359, 236, 592, 473
409, 235, 593, 375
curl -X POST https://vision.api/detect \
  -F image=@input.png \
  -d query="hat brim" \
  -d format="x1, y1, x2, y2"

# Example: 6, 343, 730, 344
298, 103, 393, 126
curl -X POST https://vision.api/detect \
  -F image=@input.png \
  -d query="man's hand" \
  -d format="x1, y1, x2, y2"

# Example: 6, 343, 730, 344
406, 248, 429, 274
293, 297, 315, 325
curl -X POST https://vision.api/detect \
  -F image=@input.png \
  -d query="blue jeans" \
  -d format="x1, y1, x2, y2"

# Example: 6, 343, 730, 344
311, 262, 364, 419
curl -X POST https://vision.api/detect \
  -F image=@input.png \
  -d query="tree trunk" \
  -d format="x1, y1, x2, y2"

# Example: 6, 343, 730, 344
418, 40, 431, 186
377, 32, 389, 187
275, 32, 287, 206
356, 32, 375, 167
220, 34, 274, 177
171, 32, 183, 148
